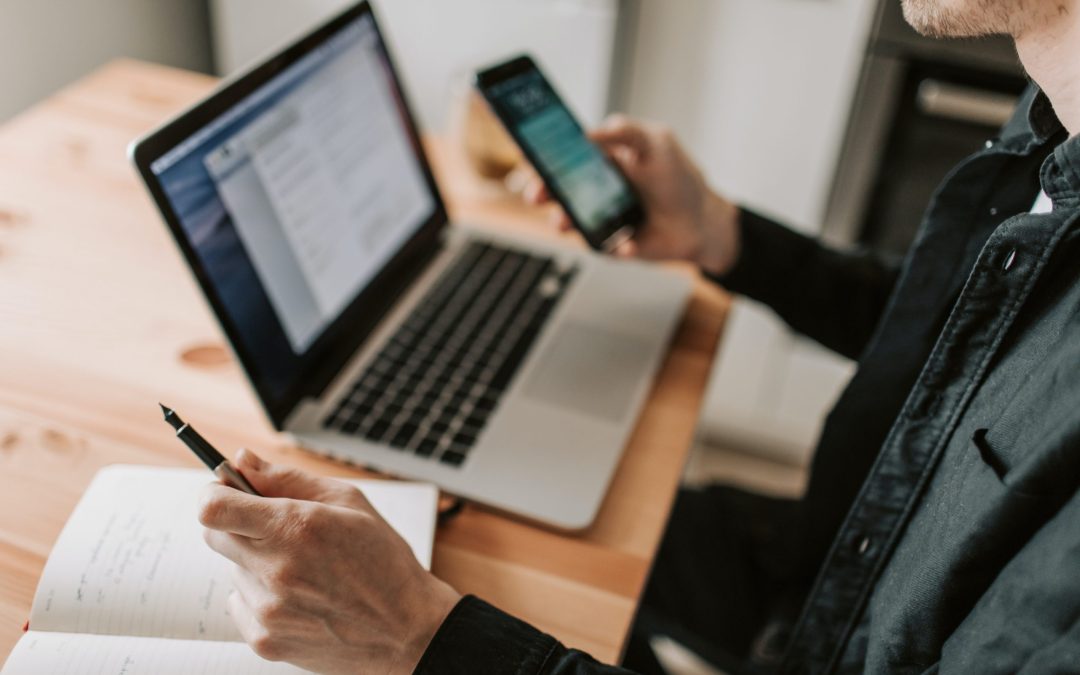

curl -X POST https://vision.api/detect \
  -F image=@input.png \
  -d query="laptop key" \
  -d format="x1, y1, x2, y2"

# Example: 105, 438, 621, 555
415, 438, 439, 457
452, 429, 478, 447
368, 419, 392, 439
388, 426, 415, 449
439, 450, 468, 467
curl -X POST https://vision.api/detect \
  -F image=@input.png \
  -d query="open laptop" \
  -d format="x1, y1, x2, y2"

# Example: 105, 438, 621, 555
130, 0, 690, 529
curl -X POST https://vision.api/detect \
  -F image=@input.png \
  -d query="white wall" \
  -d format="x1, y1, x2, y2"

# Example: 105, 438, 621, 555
210, 0, 621, 132
0, 0, 212, 122
620, 0, 877, 233
617, 0, 879, 464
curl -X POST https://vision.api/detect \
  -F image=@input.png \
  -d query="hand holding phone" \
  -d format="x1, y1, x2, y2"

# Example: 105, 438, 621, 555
476, 55, 644, 251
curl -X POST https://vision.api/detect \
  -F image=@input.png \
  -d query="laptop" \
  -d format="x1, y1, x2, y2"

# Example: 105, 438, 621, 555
130, 1, 690, 529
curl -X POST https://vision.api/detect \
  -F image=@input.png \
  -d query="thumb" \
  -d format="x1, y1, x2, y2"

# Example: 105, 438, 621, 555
234, 449, 362, 507
612, 238, 639, 259
590, 115, 649, 157
604, 145, 646, 185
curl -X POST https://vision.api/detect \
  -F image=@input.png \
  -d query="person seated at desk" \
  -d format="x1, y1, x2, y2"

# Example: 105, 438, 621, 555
197, 0, 1080, 672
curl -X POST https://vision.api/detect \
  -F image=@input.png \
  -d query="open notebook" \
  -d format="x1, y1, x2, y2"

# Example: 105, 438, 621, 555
2, 465, 438, 674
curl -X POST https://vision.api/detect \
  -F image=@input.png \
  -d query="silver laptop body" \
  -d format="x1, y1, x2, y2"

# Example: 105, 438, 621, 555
131, 1, 690, 529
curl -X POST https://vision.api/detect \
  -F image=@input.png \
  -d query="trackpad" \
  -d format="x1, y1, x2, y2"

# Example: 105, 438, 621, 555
521, 322, 652, 423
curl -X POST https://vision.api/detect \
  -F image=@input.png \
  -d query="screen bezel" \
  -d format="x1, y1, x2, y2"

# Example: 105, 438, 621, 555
476, 54, 644, 250
130, 1, 447, 429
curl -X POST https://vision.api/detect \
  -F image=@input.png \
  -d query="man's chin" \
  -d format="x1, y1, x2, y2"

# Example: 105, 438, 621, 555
900, 0, 999, 38
903, 14, 950, 38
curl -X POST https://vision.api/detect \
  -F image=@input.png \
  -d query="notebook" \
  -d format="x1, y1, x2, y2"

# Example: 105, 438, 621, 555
1, 465, 438, 674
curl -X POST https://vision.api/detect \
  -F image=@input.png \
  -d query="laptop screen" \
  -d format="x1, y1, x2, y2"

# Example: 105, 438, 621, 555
141, 4, 443, 423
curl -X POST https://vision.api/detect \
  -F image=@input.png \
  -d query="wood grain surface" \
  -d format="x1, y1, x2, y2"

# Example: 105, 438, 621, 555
0, 60, 728, 665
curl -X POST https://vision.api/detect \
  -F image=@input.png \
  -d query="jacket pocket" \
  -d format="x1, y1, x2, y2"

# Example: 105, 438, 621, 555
970, 414, 1080, 500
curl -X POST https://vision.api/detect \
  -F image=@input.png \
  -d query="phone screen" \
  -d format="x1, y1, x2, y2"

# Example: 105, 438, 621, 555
481, 65, 640, 245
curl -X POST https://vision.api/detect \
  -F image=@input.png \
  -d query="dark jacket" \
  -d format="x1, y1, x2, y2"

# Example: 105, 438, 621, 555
415, 86, 1080, 674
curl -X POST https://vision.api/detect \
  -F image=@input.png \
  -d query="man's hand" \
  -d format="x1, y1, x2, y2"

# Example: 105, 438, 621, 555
525, 114, 742, 276
199, 450, 461, 675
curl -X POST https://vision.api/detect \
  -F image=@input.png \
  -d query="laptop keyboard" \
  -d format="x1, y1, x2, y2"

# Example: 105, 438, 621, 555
323, 241, 577, 468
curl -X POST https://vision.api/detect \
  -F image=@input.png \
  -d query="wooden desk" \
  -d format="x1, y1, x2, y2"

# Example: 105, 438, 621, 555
0, 60, 728, 665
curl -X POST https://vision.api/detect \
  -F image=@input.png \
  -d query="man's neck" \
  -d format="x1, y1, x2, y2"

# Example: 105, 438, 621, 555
1015, 1, 1080, 136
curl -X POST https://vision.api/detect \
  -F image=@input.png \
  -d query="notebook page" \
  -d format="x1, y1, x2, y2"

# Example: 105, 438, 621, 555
1, 631, 309, 674
29, 465, 437, 642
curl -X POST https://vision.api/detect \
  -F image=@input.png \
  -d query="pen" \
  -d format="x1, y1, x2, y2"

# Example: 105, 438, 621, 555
158, 403, 262, 496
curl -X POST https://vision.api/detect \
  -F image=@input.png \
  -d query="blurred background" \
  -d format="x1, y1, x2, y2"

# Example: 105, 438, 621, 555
0, 0, 1025, 528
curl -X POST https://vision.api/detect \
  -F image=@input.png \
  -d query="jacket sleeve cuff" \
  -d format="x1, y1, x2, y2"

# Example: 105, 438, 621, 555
414, 595, 558, 675
708, 206, 807, 300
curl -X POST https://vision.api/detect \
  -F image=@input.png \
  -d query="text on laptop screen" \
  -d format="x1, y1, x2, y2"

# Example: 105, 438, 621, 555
150, 14, 435, 395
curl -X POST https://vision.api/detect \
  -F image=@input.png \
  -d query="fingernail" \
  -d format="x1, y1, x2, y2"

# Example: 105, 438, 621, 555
238, 449, 266, 471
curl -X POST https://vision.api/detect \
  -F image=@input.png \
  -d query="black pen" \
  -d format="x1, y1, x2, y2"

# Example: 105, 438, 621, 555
159, 403, 262, 496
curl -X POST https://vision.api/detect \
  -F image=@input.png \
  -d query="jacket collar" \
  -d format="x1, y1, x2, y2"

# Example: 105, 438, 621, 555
997, 84, 1079, 203
998, 84, 1063, 152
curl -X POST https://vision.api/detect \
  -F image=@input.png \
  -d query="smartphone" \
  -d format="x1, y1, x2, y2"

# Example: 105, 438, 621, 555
476, 55, 644, 251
